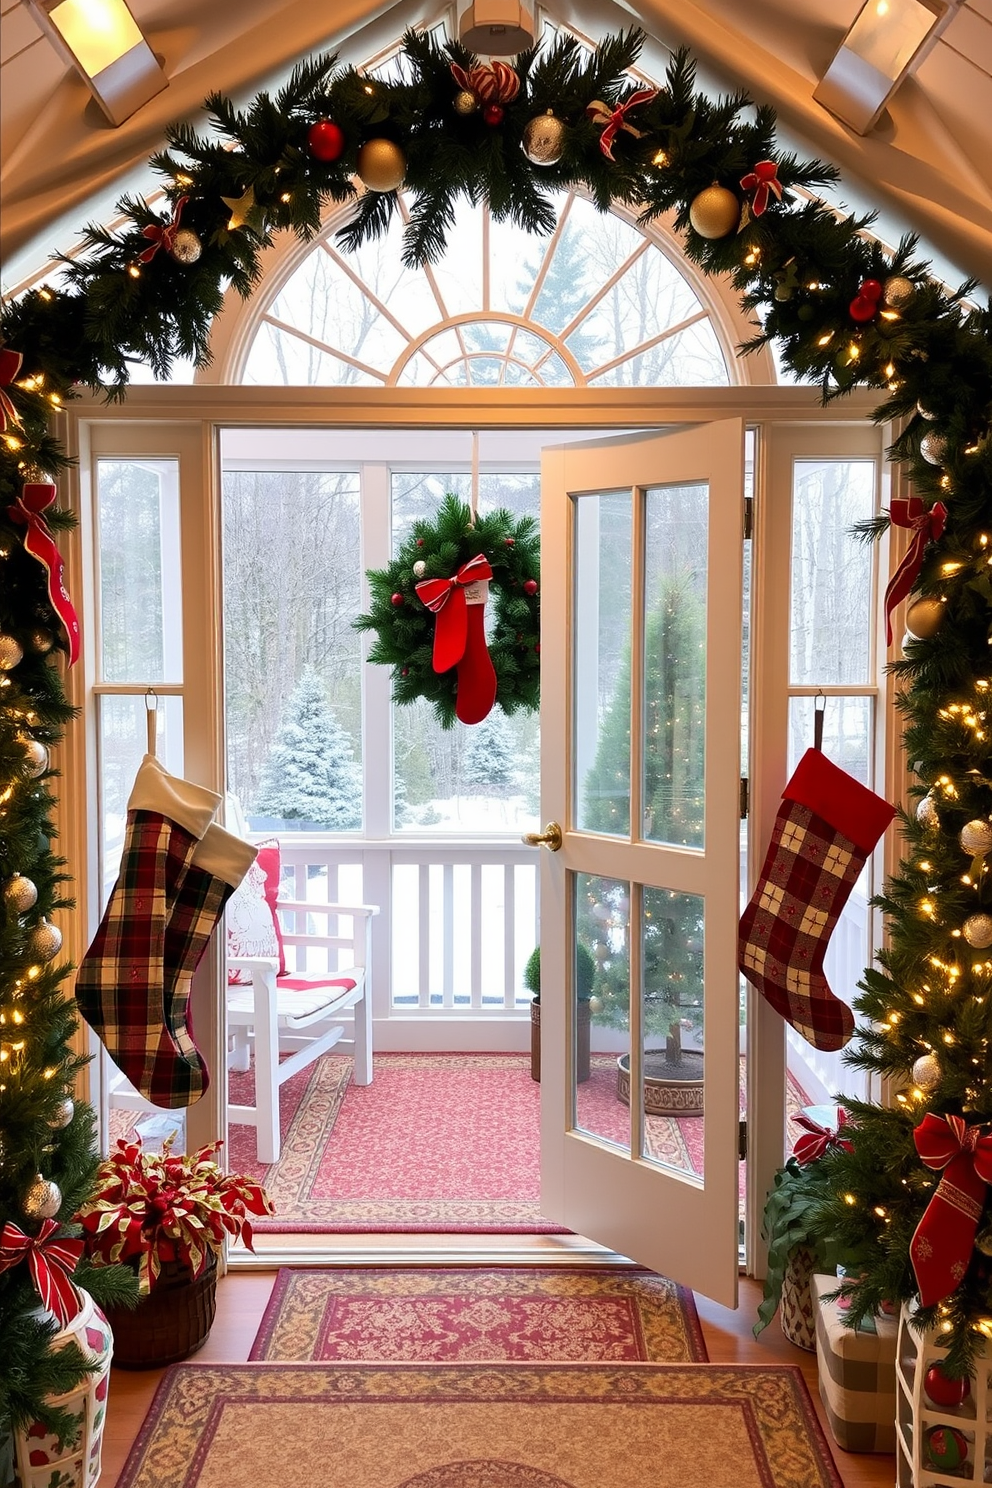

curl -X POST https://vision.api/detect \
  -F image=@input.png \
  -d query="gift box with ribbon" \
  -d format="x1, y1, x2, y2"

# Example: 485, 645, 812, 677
813, 1272, 898, 1454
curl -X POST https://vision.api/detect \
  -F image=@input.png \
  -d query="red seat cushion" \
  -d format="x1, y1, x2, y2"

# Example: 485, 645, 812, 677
226, 839, 286, 983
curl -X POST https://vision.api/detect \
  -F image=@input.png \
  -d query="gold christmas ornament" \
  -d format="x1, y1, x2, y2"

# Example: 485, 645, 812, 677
357, 139, 406, 192
21, 738, 49, 777
916, 793, 940, 830
912, 1053, 941, 1092
521, 112, 566, 166
30, 917, 63, 961
412, 560, 427, 578
170, 228, 203, 265
906, 597, 946, 640
917, 400, 938, 421
0, 634, 24, 671
960, 820, 992, 856
883, 275, 915, 309
920, 430, 949, 466
46, 1096, 75, 1130
963, 912, 992, 949
29, 628, 54, 654
688, 184, 740, 239
453, 89, 478, 116
4, 874, 38, 914
23, 1174, 62, 1221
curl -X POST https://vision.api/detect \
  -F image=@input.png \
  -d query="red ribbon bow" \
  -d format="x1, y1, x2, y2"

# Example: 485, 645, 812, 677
7, 482, 81, 664
0, 347, 24, 432
450, 62, 520, 104
586, 89, 657, 161
416, 553, 493, 673
139, 196, 189, 263
0, 1219, 83, 1328
740, 160, 783, 216
792, 1109, 853, 1164
909, 1113, 992, 1306
883, 496, 948, 645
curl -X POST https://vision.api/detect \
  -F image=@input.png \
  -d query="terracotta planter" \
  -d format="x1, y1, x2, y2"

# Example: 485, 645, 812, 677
530, 1000, 591, 1084
13, 1287, 113, 1488
103, 1252, 217, 1370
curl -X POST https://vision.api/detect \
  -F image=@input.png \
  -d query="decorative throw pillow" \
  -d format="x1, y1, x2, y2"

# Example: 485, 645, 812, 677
226, 839, 286, 984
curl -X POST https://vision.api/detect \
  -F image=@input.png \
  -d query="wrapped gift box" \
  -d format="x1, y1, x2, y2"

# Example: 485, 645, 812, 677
813, 1272, 898, 1453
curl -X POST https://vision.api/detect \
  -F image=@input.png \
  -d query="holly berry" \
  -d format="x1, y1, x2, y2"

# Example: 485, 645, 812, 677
416, 538, 424, 546
307, 120, 345, 162
924, 1362, 971, 1408
523, 579, 538, 595
391, 592, 404, 606
534, 643, 540, 653
401, 667, 409, 676
504, 536, 515, 546
483, 104, 504, 126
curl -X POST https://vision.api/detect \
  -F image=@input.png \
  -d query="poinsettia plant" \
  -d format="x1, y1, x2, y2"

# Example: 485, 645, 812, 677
75, 1136, 273, 1294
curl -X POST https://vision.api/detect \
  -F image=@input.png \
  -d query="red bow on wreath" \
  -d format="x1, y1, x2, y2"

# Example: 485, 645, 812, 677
586, 89, 657, 161
909, 1113, 992, 1306
740, 160, 783, 216
791, 1109, 853, 1164
7, 481, 81, 665
883, 496, 948, 646
139, 196, 189, 263
416, 553, 498, 725
450, 62, 520, 104
0, 1219, 83, 1328
0, 347, 24, 432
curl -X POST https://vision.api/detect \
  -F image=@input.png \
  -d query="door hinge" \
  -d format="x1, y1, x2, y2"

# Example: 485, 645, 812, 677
739, 1119, 747, 1161
739, 776, 749, 819
743, 495, 754, 541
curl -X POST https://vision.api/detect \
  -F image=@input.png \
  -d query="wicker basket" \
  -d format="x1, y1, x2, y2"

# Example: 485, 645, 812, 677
780, 1244, 818, 1352
104, 1252, 218, 1369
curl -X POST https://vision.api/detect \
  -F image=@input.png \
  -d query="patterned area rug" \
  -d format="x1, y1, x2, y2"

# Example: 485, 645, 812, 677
117, 1362, 842, 1488
248, 1266, 708, 1363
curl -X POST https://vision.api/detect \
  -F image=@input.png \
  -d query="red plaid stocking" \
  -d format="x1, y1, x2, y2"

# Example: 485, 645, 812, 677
738, 749, 894, 1051
76, 757, 223, 1102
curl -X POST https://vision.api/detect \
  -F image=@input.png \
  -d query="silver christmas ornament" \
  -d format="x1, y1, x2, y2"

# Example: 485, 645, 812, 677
920, 430, 949, 466
46, 1096, 75, 1130
521, 111, 566, 166
960, 820, 992, 856
916, 793, 940, 830
21, 738, 49, 777
22, 1174, 61, 1221
0, 635, 23, 671
4, 874, 38, 914
412, 560, 427, 578
917, 400, 938, 421
912, 1053, 941, 1092
169, 229, 203, 265
963, 912, 992, 948
453, 89, 478, 116
883, 275, 916, 310
30, 917, 62, 961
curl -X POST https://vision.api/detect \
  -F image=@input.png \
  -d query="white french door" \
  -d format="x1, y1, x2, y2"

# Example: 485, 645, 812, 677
538, 422, 745, 1306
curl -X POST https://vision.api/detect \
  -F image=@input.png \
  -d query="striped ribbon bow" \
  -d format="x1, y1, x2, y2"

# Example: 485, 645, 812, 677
0, 1219, 83, 1327
139, 196, 189, 263
791, 1109, 853, 1165
884, 496, 948, 645
586, 89, 657, 160
416, 553, 493, 674
740, 160, 783, 216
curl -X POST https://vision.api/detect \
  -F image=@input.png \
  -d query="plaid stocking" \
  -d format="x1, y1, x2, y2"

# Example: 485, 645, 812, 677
75, 756, 221, 1101
738, 748, 895, 1051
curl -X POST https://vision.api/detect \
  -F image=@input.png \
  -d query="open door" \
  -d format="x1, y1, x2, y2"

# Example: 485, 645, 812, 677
537, 421, 745, 1307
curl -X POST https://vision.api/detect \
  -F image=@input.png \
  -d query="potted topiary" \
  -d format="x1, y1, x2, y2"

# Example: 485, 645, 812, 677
75, 1135, 273, 1368
525, 942, 596, 1083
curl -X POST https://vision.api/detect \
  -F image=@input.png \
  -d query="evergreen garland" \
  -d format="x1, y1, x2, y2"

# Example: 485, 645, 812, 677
355, 494, 540, 728
0, 17, 991, 1401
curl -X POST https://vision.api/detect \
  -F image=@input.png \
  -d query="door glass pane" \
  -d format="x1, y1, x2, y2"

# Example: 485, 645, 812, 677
643, 481, 708, 848
99, 695, 184, 902
97, 458, 182, 683
641, 884, 705, 1177
576, 493, 633, 834
576, 871, 630, 1150
790, 459, 875, 686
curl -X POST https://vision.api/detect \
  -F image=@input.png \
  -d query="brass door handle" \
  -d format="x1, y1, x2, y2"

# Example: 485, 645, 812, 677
522, 822, 562, 852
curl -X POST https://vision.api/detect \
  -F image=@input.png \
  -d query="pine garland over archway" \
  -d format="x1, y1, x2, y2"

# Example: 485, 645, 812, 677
2, 21, 992, 1426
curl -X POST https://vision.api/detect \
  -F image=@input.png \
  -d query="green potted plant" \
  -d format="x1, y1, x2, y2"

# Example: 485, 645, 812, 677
76, 1135, 273, 1368
526, 942, 596, 1083
754, 1109, 853, 1350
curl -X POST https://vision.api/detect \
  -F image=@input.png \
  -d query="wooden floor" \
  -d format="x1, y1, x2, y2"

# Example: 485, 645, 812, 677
98, 1263, 895, 1488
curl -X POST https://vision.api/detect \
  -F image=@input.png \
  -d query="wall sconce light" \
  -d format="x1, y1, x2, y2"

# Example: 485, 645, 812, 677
459, 0, 534, 55
30, 0, 168, 127
813, 0, 956, 134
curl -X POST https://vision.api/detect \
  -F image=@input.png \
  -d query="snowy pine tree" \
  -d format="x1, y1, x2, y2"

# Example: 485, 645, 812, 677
463, 711, 517, 793
254, 670, 362, 829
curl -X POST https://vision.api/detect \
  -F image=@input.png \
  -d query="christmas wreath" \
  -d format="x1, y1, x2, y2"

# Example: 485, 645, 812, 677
355, 494, 540, 729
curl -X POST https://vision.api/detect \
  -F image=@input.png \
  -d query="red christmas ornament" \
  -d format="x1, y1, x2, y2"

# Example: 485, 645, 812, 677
483, 104, 504, 126
416, 538, 424, 546
504, 536, 515, 545
924, 1363, 971, 1408
849, 278, 884, 323
523, 579, 538, 595
401, 667, 409, 676
391, 592, 404, 606
925, 1424, 968, 1471
307, 120, 345, 162
534, 643, 540, 653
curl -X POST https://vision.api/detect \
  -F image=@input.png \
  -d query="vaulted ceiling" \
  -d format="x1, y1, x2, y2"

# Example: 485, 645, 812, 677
1, 0, 990, 288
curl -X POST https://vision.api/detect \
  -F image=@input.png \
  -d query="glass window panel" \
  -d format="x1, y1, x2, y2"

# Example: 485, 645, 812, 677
242, 323, 382, 387
586, 321, 728, 388
790, 459, 875, 685
788, 695, 872, 785
221, 470, 363, 832
641, 884, 705, 1176
576, 493, 633, 835
643, 481, 708, 848
99, 695, 183, 901
97, 458, 181, 683
267, 250, 408, 370
576, 871, 630, 1150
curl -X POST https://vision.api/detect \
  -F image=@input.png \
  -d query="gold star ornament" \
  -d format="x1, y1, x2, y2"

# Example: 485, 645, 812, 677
220, 183, 266, 235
